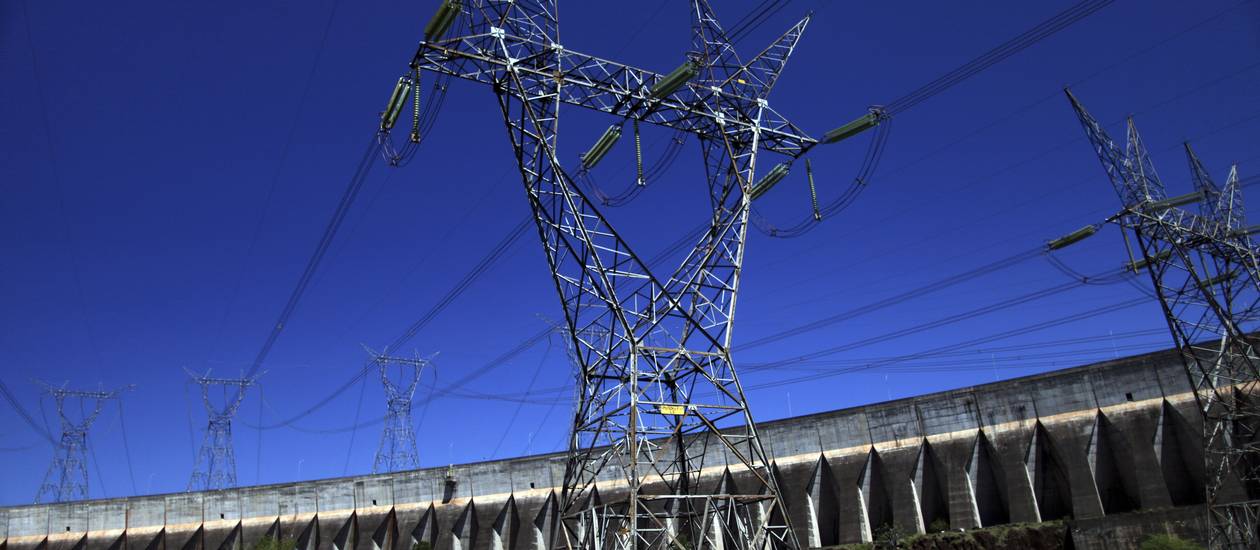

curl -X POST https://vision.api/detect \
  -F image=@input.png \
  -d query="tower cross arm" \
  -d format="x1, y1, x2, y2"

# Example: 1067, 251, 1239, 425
411, 33, 817, 156
1112, 205, 1259, 260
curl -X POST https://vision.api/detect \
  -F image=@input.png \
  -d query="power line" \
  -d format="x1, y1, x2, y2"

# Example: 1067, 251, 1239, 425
242, 136, 383, 382
753, 51, 1260, 239
744, 297, 1150, 391
728, 0, 793, 43
0, 380, 55, 445
384, 218, 532, 352
885, 0, 1115, 115
738, 246, 1045, 350
21, 0, 108, 373
751, 0, 1121, 238
341, 372, 369, 474
208, 0, 345, 367
747, 264, 1134, 372
488, 338, 552, 459
116, 399, 138, 495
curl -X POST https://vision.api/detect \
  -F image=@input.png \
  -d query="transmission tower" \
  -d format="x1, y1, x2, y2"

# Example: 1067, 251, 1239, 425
1062, 90, 1260, 548
187, 369, 261, 492
34, 381, 132, 504
387, 2, 880, 548
368, 350, 430, 473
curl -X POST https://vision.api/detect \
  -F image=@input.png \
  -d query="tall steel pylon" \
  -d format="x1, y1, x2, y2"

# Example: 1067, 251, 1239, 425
34, 381, 132, 504
1065, 90, 1260, 548
187, 370, 261, 492
368, 350, 430, 473
394, 2, 878, 548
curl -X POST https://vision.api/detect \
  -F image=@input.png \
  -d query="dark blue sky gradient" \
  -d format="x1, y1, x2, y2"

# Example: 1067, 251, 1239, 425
1, 0, 1258, 504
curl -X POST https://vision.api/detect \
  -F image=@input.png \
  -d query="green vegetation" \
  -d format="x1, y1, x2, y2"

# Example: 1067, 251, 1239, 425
1139, 534, 1204, 550
413, 541, 433, 550
926, 518, 950, 534
872, 524, 913, 548
253, 537, 296, 550
829, 521, 1067, 549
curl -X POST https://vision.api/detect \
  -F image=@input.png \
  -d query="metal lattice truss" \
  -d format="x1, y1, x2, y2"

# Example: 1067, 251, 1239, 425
34, 382, 130, 504
1069, 90, 1260, 549
401, 2, 828, 549
187, 370, 260, 492
368, 351, 430, 474
410, 2, 815, 158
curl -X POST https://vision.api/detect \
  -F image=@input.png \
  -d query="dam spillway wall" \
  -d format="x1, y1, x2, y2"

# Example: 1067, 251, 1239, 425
0, 346, 1230, 549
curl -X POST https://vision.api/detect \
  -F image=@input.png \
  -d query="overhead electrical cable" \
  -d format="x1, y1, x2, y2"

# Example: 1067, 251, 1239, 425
489, 338, 552, 458
747, 264, 1134, 371
580, 130, 689, 207
301, 326, 1171, 408
22, 0, 109, 378
341, 374, 370, 474
242, 135, 383, 384
0, 380, 56, 445
785, 328, 1166, 366
0, 445, 38, 453
752, 0, 1117, 238
207, 0, 345, 366
257, 221, 710, 434
116, 399, 138, 495
88, 434, 108, 498
385, 218, 533, 352
884, 0, 1115, 116
753, 55, 1260, 239
736, 239, 1046, 353
788, 341, 1168, 374
413, 257, 1152, 405
262, 217, 1126, 430
728, 0, 793, 43
744, 297, 1151, 390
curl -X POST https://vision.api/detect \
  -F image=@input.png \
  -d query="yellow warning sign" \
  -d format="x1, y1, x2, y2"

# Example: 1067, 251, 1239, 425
658, 404, 686, 415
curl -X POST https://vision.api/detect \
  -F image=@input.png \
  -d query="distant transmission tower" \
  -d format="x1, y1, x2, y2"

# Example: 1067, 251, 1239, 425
34, 381, 132, 504
387, 1, 879, 548
1060, 90, 1260, 549
368, 350, 430, 473
187, 369, 261, 492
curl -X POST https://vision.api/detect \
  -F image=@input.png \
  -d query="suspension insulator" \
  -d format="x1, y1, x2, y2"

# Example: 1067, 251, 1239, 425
1230, 224, 1260, 238
634, 119, 644, 186
1200, 270, 1238, 288
749, 163, 791, 200
424, 0, 462, 42
381, 76, 413, 131
649, 60, 699, 100
580, 124, 622, 169
1143, 190, 1204, 212
1046, 224, 1097, 250
821, 110, 882, 144
1126, 249, 1172, 272
410, 69, 422, 143
806, 159, 820, 221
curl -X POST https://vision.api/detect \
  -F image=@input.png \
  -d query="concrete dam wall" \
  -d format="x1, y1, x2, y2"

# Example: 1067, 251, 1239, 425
0, 347, 1229, 549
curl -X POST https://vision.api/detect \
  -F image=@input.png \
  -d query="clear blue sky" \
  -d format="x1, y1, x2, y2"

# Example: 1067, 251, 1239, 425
1, 0, 1257, 505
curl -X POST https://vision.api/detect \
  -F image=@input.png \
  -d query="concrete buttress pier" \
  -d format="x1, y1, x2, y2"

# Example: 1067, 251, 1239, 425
1, 346, 1229, 549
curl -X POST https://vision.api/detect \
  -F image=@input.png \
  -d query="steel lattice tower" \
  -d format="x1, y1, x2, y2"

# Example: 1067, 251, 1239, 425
34, 382, 131, 504
369, 351, 430, 473
187, 370, 260, 492
392, 2, 876, 548
1066, 90, 1260, 548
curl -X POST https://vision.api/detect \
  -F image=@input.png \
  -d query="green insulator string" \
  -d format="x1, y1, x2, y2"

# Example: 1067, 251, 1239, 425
806, 158, 820, 221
